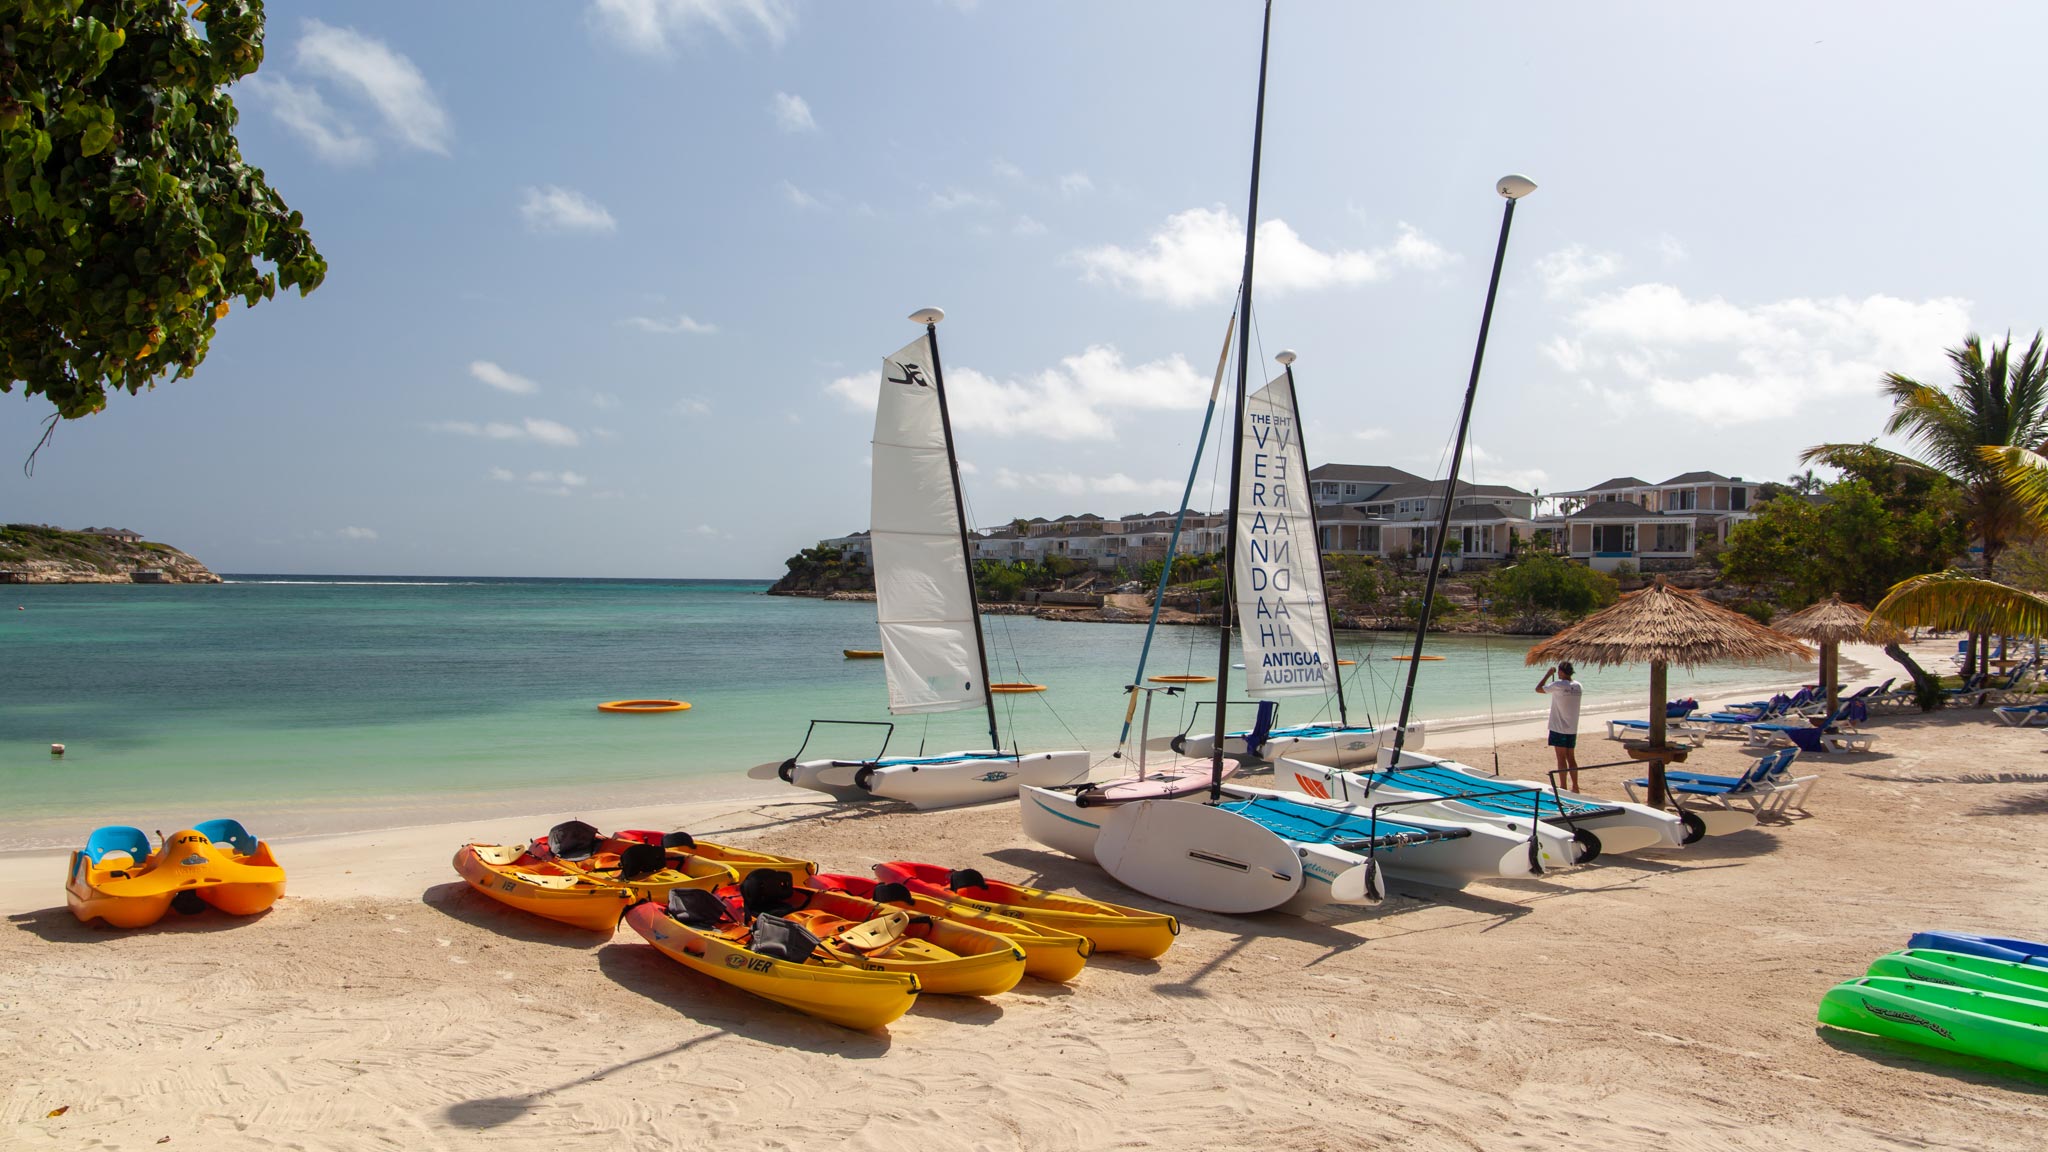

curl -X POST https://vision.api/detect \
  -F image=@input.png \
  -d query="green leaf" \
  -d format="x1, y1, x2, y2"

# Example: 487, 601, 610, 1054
80, 123, 114, 156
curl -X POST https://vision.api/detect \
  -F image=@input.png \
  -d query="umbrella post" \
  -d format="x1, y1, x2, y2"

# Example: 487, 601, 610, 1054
1648, 659, 1669, 808
1823, 640, 1838, 717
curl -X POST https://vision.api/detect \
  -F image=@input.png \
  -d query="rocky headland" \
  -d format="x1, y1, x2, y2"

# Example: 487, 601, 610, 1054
0, 524, 222, 584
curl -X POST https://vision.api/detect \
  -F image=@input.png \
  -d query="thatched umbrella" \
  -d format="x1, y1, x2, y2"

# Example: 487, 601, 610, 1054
1526, 580, 1813, 806
1773, 595, 1903, 717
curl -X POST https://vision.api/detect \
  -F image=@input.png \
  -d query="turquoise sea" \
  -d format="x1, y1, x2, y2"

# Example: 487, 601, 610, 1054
2, 577, 1804, 851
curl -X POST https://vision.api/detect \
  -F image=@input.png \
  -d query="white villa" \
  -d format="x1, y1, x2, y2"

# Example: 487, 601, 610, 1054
806, 466, 1765, 576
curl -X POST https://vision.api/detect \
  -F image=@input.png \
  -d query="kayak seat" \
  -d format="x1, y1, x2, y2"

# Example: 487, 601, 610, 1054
740, 869, 798, 916
668, 887, 730, 927
84, 825, 152, 866
751, 913, 822, 963
547, 820, 603, 861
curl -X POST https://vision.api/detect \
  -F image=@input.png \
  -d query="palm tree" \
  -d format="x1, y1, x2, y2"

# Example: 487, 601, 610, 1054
1786, 468, 1822, 495
1807, 332, 2048, 677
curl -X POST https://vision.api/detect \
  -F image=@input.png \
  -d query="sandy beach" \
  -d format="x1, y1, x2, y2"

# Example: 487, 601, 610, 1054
7, 656, 2048, 1151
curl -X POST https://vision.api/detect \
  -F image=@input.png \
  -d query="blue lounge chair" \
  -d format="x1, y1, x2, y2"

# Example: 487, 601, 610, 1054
1995, 700, 2048, 726
1624, 752, 1800, 814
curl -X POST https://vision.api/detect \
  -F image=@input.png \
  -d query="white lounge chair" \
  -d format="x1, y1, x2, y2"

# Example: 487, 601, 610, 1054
1994, 701, 2048, 726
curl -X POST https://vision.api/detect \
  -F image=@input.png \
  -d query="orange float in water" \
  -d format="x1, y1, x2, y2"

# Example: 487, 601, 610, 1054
988, 683, 1047, 693
598, 699, 691, 713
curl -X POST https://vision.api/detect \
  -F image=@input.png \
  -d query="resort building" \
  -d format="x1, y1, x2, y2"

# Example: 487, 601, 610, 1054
804, 464, 1763, 576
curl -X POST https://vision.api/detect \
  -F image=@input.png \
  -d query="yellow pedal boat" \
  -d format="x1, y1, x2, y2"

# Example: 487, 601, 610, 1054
67, 821, 286, 929
814, 872, 1092, 983
875, 861, 1178, 959
625, 897, 919, 1031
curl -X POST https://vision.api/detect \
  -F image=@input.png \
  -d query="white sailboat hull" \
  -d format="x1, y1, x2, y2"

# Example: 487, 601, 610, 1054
1268, 757, 1584, 868
861, 750, 1090, 810
784, 758, 872, 803
1177, 721, 1421, 765
1220, 783, 1538, 891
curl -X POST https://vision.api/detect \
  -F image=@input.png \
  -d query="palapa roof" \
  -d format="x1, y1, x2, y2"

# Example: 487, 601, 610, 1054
1772, 594, 1904, 646
1525, 580, 1814, 669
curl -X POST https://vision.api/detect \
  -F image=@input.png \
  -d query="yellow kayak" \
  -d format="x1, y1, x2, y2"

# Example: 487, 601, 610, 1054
779, 884, 1026, 997
611, 828, 820, 881
68, 822, 286, 928
875, 861, 1179, 959
452, 843, 634, 932
625, 898, 918, 1030
814, 873, 1091, 982
527, 824, 736, 900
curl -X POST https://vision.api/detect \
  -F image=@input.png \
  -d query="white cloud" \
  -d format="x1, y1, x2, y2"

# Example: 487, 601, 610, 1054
778, 180, 825, 210
338, 526, 378, 541
693, 523, 719, 536
1074, 207, 1452, 308
1351, 428, 1389, 442
1534, 245, 1621, 299
520, 186, 617, 234
929, 187, 997, 212
1012, 215, 1047, 237
675, 396, 712, 416
1058, 171, 1094, 198
769, 91, 816, 133
991, 158, 1024, 181
587, 392, 621, 411
1552, 284, 1971, 426
588, 0, 796, 51
429, 418, 582, 447
488, 467, 515, 482
469, 360, 538, 395
297, 21, 450, 155
992, 468, 1180, 501
243, 77, 372, 164
625, 313, 718, 334
827, 344, 1208, 441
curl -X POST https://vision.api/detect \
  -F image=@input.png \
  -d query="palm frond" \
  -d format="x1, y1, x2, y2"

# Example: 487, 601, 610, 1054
1797, 442, 1933, 474
1872, 569, 2048, 636
1982, 445, 2048, 535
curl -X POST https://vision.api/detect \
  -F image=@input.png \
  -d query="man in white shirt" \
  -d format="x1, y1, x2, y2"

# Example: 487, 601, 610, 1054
1536, 662, 1583, 791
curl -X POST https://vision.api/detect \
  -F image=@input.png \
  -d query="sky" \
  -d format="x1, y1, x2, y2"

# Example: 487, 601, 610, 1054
4, 0, 2043, 578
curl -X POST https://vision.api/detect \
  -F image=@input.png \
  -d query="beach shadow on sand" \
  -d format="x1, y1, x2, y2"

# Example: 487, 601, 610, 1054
441, 1028, 730, 1131
6, 903, 272, 943
419, 881, 616, 949
1814, 1027, 2048, 1094
593, 941, 895, 1056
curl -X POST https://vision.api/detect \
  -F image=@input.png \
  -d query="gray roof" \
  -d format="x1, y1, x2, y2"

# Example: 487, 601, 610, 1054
1314, 505, 1381, 523
1308, 463, 1429, 486
1567, 500, 1656, 520
1445, 503, 1523, 522
1585, 476, 1649, 492
1358, 479, 1534, 503
1659, 470, 1733, 486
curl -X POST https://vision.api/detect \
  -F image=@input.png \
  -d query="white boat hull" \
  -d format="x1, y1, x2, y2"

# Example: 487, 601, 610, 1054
1270, 756, 1585, 868
1220, 783, 1537, 890
861, 749, 1089, 810
784, 758, 870, 802
1178, 722, 1422, 766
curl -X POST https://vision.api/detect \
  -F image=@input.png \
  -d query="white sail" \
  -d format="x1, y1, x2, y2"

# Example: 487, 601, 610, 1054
1234, 371, 1337, 697
871, 334, 982, 714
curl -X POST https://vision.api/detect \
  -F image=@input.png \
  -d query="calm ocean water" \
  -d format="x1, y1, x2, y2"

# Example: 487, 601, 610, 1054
2, 577, 1800, 850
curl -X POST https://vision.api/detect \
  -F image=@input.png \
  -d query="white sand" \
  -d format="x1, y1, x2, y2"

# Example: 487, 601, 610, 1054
8, 640, 2047, 1150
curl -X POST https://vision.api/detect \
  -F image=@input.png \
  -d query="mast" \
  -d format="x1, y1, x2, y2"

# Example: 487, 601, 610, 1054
1211, 0, 1274, 801
1390, 177, 1535, 756
1278, 352, 1347, 728
916, 308, 1004, 753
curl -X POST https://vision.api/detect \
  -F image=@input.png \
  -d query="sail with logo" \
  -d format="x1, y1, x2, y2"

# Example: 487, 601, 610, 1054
748, 310, 1090, 810
871, 332, 982, 715
1234, 369, 1336, 697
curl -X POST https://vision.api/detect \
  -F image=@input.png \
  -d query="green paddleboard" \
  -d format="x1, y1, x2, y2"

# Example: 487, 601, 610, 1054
1867, 949, 2048, 1003
1819, 976, 2048, 1073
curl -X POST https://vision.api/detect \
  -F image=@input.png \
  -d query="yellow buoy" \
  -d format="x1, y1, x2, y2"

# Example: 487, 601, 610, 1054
598, 699, 692, 713
1388, 655, 1446, 662
989, 683, 1047, 694
843, 649, 884, 659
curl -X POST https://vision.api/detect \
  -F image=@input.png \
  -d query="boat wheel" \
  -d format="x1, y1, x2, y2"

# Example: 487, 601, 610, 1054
776, 759, 797, 783
1678, 810, 1707, 845
171, 889, 207, 916
1362, 858, 1386, 902
1525, 840, 1546, 876
1168, 734, 1187, 754
1571, 827, 1603, 864
853, 764, 878, 791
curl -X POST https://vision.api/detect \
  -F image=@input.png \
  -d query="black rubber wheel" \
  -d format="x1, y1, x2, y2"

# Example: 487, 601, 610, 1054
1678, 809, 1707, 845
854, 764, 877, 792
1362, 859, 1385, 902
1572, 827, 1603, 864
171, 889, 207, 916
1525, 839, 1546, 876
775, 758, 796, 783
1169, 734, 1187, 755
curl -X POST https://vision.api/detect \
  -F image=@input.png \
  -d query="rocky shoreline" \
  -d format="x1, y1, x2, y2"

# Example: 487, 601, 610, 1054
0, 525, 222, 584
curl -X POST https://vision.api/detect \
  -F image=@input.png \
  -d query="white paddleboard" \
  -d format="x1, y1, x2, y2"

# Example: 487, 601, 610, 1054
1096, 800, 1303, 914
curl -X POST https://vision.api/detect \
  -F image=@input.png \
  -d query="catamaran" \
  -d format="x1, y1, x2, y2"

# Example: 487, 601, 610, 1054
748, 311, 1088, 810
1019, 0, 1543, 916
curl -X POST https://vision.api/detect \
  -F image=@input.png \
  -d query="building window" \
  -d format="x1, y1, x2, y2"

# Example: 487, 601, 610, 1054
1732, 487, 1749, 511
1651, 523, 1690, 552
1592, 523, 1635, 553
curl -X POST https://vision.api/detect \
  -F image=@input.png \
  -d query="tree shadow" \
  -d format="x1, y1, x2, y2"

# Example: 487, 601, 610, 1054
1814, 1027, 2048, 1093
441, 1029, 728, 1131
419, 881, 617, 949
1970, 791, 2048, 818
594, 941, 895, 1054
6, 902, 272, 943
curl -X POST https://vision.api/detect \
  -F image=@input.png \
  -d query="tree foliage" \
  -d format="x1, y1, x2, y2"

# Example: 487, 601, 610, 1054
1719, 476, 1965, 607
2, 0, 325, 419
1480, 551, 1617, 618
